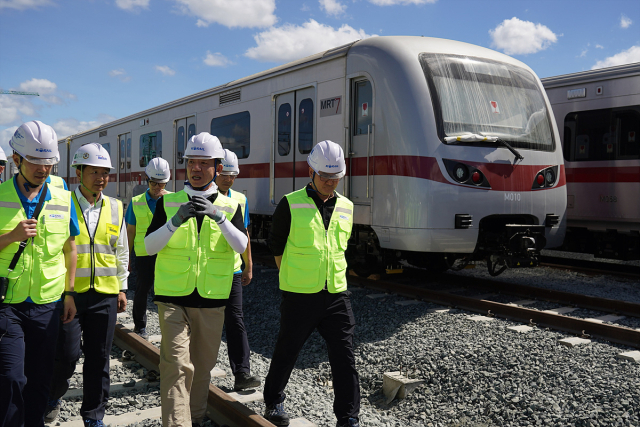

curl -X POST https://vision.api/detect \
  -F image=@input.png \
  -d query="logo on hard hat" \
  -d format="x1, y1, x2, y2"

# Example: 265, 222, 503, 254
36, 148, 53, 153
97, 155, 108, 160
191, 147, 205, 151
156, 173, 165, 176
223, 164, 233, 168
83, 153, 90, 159
13, 130, 25, 139
325, 164, 339, 168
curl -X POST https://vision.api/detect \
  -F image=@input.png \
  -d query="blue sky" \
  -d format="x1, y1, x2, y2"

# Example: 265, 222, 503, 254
1, 0, 639, 154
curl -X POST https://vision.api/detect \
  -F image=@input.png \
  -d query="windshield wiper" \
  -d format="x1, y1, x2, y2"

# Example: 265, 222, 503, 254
444, 133, 524, 161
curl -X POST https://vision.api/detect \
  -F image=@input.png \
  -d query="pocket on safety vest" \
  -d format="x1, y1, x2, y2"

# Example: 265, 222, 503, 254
336, 220, 351, 251
203, 257, 234, 298
331, 256, 348, 290
39, 261, 66, 300
155, 254, 191, 293
167, 225, 188, 248
208, 224, 230, 252
285, 253, 321, 288
44, 221, 68, 256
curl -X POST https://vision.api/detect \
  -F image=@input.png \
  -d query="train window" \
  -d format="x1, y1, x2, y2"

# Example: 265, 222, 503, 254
119, 135, 125, 170
127, 136, 131, 169
211, 111, 250, 159
102, 142, 111, 156
177, 126, 185, 164
563, 107, 640, 162
420, 53, 555, 152
298, 98, 314, 154
139, 132, 162, 167
278, 103, 292, 156
354, 81, 372, 136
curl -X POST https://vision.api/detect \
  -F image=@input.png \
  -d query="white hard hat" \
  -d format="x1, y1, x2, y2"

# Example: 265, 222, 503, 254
307, 140, 346, 179
145, 157, 171, 183
71, 143, 114, 169
183, 132, 225, 160
0, 146, 6, 162
220, 149, 239, 176
9, 120, 59, 165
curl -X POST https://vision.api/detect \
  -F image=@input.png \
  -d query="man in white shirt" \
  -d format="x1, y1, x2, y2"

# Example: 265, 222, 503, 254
45, 143, 128, 427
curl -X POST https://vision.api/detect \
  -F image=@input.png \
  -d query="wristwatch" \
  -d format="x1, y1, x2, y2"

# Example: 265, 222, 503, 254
64, 291, 77, 297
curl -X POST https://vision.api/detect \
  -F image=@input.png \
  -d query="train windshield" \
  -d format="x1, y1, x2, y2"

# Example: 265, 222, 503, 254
420, 53, 554, 151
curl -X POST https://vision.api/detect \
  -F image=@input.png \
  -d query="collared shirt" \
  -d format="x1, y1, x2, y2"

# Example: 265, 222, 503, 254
125, 189, 159, 225
74, 187, 129, 290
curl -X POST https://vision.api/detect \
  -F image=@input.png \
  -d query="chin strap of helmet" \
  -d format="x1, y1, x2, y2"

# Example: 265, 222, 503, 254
18, 157, 41, 191
79, 168, 97, 198
309, 171, 333, 198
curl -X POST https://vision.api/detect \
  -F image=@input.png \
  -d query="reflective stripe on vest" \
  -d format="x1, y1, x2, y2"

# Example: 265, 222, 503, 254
49, 175, 67, 189
74, 193, 123, 294
229, 189, 248, 272
0, 177, 71, 304
154, 191, 239, 299
279, 188, 353, 294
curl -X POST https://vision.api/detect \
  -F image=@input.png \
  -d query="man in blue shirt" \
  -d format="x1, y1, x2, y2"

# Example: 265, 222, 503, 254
216, 149, 260, 391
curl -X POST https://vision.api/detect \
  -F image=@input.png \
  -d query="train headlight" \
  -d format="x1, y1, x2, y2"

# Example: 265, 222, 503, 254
545, 169, 555, 185
453, 163, 469, 182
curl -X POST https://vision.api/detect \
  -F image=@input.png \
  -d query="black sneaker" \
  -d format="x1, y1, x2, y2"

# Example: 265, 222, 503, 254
234, 372, 261, 391
83, 419, 105, 427
337, 418, 360, 427
44, 399, 61, 423
134, 327, 149, 340
264, 402, 290, 426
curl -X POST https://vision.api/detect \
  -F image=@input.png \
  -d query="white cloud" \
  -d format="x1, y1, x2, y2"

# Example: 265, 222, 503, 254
320, 0, 346, 16
0, 78, 72, 127
489, 17, 558, 55
620, 15, 632, 29
592, 45, 640, 69
173, 0, 276, 28
1, 126, 18, 157
53, 115, 117, 140
596, 44, 604, 49
109, 69, 131, 82
203, 52, 233, 67
0, 0, 53, 10
368, 0, 436, 5
579, 49, 588, 58
245, 20, 376, 63
115, 0, 149, 11
155, 65, 176, 76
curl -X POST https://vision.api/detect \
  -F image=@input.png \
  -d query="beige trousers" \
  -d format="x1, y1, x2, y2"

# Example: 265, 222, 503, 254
156, 302, 225, 427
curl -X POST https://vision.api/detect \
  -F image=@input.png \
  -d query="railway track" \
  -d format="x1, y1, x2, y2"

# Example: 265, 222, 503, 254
540, 255, 640, 279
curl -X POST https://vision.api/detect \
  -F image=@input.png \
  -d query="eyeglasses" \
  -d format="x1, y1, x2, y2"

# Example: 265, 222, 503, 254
149, 181, 166, 188
218, 174, 237, 180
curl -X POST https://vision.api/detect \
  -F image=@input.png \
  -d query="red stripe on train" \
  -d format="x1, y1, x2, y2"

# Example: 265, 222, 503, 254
565, 166, 640, 183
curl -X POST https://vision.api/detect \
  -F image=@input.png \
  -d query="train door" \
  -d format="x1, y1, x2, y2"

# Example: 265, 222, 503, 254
273, 87, 316, 204
174, 116, 196, 192
117, 132, 132, 199
349, 79, 374, 204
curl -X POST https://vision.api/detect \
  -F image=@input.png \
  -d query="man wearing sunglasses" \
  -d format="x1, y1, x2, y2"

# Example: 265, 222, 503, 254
125, 157, 171, 339
265, 140, 361, 427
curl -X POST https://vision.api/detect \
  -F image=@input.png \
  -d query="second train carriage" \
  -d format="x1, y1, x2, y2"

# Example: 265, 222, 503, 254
55, 36, 567, 275
542, 63, 640, 260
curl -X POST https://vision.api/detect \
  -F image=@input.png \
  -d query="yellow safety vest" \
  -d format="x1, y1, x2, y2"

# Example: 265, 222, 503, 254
279, 188, 353, 294
228, 189, 247, 273
154, 191, 239, 299
74, 192, 123, 294
49, 175, 67, 189
131, 191, 172, 257
0, 178, 71, 304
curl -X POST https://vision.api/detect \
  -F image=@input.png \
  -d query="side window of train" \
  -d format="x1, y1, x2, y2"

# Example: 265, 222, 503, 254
278, 103, 292, 156
102, 142, 111, 157
564, 107, 640, 161
177, 126, 185, 164
211, 111, 251, 159
139, 132, 162, 167
298, 99, 314, 154
354, 80, 372, 135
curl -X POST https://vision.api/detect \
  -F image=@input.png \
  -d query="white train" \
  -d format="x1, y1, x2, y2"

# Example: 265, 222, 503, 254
542, 62, 640, 260
54, 36, 567, 275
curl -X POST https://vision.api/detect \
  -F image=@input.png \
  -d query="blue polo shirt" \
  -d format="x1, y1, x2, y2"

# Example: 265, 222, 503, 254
125, 190, 159, 225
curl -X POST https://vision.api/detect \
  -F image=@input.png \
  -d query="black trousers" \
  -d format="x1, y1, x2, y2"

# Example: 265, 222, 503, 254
263, 290, 360, 424
49, 290, 118, 420
0, 301, 62, 427
224, 274, 251, 376
133, 254, 156, 331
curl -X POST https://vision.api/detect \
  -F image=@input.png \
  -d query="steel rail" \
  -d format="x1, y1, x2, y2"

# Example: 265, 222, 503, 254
346, 275, 640, 349
440, 272, 640, 317
540, 255, 640, 279
113, 324, 275, 427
